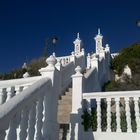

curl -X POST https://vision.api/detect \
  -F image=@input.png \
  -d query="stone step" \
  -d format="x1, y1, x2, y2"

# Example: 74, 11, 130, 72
61, 94, 72, 100
58, 86, 72, 124
58, 105, 72, 111
59, 99, 72, 105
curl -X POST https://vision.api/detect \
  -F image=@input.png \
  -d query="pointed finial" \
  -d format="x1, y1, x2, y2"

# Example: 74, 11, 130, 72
98, 28, 100, 35
77, 32, 80, 39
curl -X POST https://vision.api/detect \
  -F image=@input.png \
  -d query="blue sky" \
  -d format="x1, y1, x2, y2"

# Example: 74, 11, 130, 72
0, 0, 140, 73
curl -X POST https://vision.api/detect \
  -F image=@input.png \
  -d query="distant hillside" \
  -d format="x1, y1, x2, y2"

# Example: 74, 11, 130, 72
104, 43, 140, 91
0, 57, 47, 80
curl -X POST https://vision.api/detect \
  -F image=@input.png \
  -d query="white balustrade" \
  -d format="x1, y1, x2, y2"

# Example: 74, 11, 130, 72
6, 87, 15, 102
0, 78, 52, 140
0, 76, 42, 104
83, 91, 140, 133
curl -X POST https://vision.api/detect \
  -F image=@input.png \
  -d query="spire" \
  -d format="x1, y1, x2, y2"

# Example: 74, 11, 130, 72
98, 28, 101, 35
77, 32, 80, 39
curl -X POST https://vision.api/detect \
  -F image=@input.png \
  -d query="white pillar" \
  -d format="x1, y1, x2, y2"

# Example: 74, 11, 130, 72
70, 66, 83, 140
72, 66, 83, 113
39, 55, 59, 140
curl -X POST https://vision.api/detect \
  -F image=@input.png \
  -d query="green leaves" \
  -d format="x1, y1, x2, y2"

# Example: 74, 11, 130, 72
112, 43, 140, 75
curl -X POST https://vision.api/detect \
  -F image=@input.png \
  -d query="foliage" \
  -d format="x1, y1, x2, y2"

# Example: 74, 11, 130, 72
81, 110, 91, 131
0, 57, 47, 80
27, 57, 47, 76
104, 43, 140, 91
81, 101, 137, 132
112, 43, 140, 75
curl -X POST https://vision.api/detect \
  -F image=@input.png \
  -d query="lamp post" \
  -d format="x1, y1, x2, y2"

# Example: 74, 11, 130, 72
52, 36, 58, 53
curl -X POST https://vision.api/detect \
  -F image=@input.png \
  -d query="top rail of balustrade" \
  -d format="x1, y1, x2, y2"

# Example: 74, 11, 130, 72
83, 90, 140, 100
0, 76, 42, 88
0, 78, 51, 129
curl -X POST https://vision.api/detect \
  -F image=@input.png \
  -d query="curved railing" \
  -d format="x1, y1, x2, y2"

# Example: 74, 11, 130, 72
0, 78, 53, 140
0, 76, 42, 104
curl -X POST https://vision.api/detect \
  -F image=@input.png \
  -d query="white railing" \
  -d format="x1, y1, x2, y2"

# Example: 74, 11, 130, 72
55, 51, 85, 94
56, 51, 76, 67
0, 76, 42, 104
83, 91, 140, 133
0, 78, 54, 140
70, 65, 140, 140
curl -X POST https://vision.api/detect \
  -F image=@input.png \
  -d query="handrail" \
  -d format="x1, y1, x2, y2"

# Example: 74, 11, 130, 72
0, 78, 51, 129
0, 76, 42, 88
83, 90, 140, 99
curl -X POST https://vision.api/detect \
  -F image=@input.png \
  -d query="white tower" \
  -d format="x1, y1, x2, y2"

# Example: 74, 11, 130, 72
94, 28, 103, 54
73, 33, 82, 54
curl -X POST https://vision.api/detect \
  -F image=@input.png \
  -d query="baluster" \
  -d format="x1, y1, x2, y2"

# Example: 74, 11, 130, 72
87, 99, 91, 113
125, 97, 132, 132
96, 98, 101, 132
134, 97, 140, 132
0, 130, 6, 140
5, 87, 16, 140
116, 98, 121, 132
42, 95, 47, 137
19, 108, 29, 140
35, 97, 43, 140
27, 102, 36, 140
15, 86, 22, 95
0, 88, 6, 104
6, 115, 18, 140
6, 87, 15, 102
106, 98, 111, 132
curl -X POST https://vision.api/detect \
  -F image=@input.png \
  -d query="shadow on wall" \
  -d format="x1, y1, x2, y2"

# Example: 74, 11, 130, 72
69, 108, 95, 140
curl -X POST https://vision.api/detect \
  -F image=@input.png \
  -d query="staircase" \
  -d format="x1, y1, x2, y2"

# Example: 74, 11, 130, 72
57, 87, 72, 140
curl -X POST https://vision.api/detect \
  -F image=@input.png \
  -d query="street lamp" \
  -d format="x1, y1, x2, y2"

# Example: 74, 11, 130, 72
52, 36, 58, 53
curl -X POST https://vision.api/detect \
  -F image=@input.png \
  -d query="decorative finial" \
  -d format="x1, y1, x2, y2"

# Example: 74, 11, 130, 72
98, 28, 101, 35
75, 66, 82, 74
77, 32, 80, 39
46, 55, 57, 67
